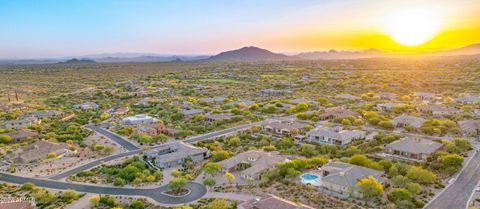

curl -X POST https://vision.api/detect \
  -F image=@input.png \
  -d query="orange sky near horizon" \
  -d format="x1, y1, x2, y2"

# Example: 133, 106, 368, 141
247, 1, 480, 53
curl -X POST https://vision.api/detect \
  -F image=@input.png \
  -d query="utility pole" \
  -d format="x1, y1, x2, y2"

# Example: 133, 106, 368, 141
7, 91, 11, 102
15, 89, 18, 101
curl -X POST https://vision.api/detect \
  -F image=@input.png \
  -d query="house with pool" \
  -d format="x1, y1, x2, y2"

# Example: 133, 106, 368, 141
300, 161, 385, 199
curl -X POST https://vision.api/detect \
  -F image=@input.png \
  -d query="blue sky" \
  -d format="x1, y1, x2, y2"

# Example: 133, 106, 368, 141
0, 0, 478, 58
0, 0, 358, 58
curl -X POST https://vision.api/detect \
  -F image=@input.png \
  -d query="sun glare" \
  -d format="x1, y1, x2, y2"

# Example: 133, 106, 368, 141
387, 9, 441, 46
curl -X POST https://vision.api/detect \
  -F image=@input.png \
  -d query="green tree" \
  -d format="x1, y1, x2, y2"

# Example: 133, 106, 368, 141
20, 182, 35, 191
207, 199, 230, 209
169, 178, 187, 192
223, 172, 235, 184
228, 137, 241, 146
299, 144, 318, 157
349, 154, 382, 170
406, 166, 436, 184
388, 188, 412, 202
295, 102, 309, 112
60, 189, 80, 203
89, 195, 100, 206
203, 178, 216, 188
47, 152, 57, 159
171, 169, 182, 178
357, 176, 384, 198
405, 182, 422, 195
203, 162, 222, 176
391, 175, 411, 188
211, 150, 231, 162
440, 154, 464, 169
0, 135, 12, 144
113, 177, 127, 186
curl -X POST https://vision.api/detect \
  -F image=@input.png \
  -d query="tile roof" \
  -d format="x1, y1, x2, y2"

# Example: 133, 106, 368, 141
386, 137, 442, 155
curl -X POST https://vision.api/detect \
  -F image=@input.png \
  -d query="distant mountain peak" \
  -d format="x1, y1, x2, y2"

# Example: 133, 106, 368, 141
207, 46, 293, 61
58, 58, 96, 64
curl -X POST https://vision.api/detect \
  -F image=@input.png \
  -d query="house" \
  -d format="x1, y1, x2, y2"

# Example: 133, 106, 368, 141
10, 140, 69, 163
260, 89, 292, 96
135, 97, 161, 107
377, 92, 397, 100
0, 129, 39, 143
416, 105, 461, 116
458, 120, 480, 137
392, 115, 425, 128
204, 113, 234, 125
377, 103, 405, 111
457, 94, 480, 104
73, 102, 99, 110
104, 106, 129, 115
191, 84, 209, 90
413, 92, 436, 101
24, 110, 60, 119
121, 114, 157, 125
3, 117, 40, 130
335, 93, 361, 101
263, 120, 306, 137
320, 162, 385, 199
179, 108, 205, 117
304, 127, 365, 146
137, 123, 167, 135
238, 194, 315, 209
385, 137, 443, 162
318, 109, 359, 120
144, 142, 209, 168
219, 150, 285, 180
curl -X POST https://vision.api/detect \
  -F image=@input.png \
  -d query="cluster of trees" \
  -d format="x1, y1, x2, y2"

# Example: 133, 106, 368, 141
362, 111, 394, 129
357, 132, 401, 153
420, 119, 460, 136
46, 121, 92, 141
131, 133, 167, 145
428, 138, 470, 175
98, 156, 162, 186
261, 157, 328, 184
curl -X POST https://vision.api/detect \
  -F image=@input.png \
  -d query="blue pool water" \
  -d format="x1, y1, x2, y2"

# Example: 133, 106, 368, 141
302, 173, 319, 181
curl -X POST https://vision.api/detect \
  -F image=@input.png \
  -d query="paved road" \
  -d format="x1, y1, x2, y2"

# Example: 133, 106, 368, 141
85, 125, 139, 151
50, 121, 265, 180
184, 121, 264, 143
49, 149, 141, 180
0, 172, 207, 205
425, 151, 480, 209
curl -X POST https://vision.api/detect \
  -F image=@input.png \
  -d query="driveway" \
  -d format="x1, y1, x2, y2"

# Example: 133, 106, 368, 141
424, 151, 480, 209
0, 172, 207, 205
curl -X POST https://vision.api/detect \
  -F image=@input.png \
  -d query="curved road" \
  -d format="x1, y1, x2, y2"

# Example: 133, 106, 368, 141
0, 172, 207, 205
425, 151, 480, 209
49, 149, 141, 180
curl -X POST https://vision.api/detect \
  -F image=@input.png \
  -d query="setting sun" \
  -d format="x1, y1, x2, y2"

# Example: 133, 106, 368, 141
387, 9, 442, 46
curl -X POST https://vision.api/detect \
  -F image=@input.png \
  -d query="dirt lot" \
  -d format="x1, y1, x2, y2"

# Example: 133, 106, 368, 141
13, 133, 125, 177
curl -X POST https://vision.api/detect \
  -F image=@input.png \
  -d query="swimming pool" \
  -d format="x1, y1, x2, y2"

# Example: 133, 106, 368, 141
300, 173, 321, 186
301, 173, 319, 181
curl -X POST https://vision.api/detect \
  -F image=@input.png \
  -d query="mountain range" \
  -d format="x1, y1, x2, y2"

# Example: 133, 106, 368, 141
1, 43, 480, 64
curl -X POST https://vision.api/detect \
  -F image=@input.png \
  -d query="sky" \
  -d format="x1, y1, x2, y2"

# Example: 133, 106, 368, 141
0, 0, 479, 58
